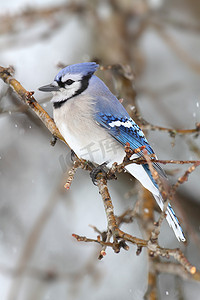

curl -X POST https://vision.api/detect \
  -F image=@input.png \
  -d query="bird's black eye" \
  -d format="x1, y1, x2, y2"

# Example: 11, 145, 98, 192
65, 79, 75, 85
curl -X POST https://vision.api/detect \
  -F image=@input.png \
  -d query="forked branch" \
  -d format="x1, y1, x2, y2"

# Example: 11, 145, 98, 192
1, 64, 200, 281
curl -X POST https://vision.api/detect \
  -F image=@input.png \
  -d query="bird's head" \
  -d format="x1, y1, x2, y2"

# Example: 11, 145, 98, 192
38, 62, 99, 107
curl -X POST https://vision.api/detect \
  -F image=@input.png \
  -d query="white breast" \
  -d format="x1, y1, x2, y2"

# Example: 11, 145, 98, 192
53, 95, 125, 165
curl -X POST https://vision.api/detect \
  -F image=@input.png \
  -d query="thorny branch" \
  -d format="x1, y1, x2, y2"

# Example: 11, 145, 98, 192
1, 65, 200, 288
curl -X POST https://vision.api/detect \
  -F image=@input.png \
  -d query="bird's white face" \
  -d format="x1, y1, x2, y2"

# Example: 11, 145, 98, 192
51, 73, 83, 103
39, 62, 98, 107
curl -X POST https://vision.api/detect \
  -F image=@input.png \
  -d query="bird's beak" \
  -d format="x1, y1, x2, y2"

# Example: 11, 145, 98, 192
38, 83, 60, 92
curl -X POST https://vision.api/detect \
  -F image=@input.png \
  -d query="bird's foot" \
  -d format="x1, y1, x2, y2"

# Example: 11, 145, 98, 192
90, 162, 108, 185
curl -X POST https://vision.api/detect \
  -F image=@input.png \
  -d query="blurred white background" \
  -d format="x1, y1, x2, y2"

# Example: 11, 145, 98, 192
0, 0, 200, 299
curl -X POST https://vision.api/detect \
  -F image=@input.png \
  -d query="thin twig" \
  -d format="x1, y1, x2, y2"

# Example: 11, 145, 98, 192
141, 122, 200, 136
154, 262, 200, 281
0, 65, 66, 144
171, 162, 200, 195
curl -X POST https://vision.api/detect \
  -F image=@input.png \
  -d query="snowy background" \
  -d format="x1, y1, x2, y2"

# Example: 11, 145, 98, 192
0, 0, 200, 299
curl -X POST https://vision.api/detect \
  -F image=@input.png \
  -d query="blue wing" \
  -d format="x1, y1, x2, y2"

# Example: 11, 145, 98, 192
96, 112, 154, 155
93, 92, 166, 180
90, 78, 166, 179
96, 112, 166, 182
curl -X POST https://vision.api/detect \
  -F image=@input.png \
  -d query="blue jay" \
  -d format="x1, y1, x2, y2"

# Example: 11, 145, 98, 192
39, 62, 185, 242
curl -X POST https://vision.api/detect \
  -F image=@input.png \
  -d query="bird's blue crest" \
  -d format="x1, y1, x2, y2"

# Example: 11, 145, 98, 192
55, 62, 99, 81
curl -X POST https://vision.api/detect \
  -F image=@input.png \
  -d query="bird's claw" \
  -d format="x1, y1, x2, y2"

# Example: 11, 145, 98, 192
90, 162, 108, 185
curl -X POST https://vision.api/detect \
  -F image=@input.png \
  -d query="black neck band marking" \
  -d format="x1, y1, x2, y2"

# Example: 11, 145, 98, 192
53, 99, 68, 109
53, 74, 92, 109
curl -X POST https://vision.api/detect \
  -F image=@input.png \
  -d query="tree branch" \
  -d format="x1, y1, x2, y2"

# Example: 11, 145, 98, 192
0, 65, 66, 144
1, 64, 199, 285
